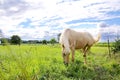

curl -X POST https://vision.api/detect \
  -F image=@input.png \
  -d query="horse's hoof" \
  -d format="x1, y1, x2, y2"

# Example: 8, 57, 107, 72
64, 62, 68, 66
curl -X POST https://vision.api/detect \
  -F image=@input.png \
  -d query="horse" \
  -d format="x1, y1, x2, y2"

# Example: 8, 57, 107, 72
59, 28, 100, 65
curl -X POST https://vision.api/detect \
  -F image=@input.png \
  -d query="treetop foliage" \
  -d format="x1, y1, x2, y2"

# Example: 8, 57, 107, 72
11, 35, 21, 45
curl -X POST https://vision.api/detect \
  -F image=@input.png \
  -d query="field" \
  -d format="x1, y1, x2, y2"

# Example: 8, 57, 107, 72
0, 44, 120, 80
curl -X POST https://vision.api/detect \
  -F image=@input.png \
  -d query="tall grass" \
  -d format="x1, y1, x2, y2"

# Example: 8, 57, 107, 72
0, 44, 120, 80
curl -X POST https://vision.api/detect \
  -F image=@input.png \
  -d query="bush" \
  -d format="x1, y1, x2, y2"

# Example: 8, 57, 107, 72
111, 39, 120, 54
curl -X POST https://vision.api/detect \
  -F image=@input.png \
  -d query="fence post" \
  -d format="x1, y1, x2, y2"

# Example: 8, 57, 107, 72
108, 39, 111, 57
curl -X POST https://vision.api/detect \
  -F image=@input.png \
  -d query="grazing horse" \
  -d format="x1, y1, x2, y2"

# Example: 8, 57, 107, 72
59, 28, 100, 65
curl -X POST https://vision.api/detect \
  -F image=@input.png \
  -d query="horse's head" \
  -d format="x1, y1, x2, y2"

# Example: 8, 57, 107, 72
62, 45, 70, 65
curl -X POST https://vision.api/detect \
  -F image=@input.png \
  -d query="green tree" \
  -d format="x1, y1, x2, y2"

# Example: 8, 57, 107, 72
0, 38, 10, 45
50, 38, 57, 45
11, 35, 22, 45
42, 39, 47, 44
57, 33, 61, 42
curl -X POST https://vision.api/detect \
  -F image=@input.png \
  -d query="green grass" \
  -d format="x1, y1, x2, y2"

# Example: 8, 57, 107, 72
94, 42, 114, 47
0, 44, 120, 80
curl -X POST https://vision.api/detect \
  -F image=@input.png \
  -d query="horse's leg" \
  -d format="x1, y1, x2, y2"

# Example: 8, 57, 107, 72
62, 45, 66, 64
70, 43, 75, 62
71, 48, 75, 62
83, 47, 87, 64
86, 46, 91, 54
83, 46, 91, 64
83, 51, 87, 64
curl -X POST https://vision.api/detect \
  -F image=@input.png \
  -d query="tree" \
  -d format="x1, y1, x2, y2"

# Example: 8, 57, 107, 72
11, 35, 22, 45
0, 38, 10, 45
57, 33, 61, 42
50, 38, 57, 45
42, 39, 47, 44
0, 29, 3, 38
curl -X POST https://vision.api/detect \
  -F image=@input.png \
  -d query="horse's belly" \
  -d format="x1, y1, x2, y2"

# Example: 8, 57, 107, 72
75, 41, 85, 49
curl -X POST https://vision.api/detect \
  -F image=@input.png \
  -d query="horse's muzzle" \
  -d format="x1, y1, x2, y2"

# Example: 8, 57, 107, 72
64, 61, 68, 66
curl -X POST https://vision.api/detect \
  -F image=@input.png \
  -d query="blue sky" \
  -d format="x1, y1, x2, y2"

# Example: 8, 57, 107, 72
0, 0, 120, 42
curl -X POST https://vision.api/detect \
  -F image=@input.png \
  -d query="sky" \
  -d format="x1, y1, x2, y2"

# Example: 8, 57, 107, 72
0, 0, 120, 42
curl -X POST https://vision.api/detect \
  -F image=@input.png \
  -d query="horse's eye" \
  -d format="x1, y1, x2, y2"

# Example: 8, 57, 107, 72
62, 45, 65, 48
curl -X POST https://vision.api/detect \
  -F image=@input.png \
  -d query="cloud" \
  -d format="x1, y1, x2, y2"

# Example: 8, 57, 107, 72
98, 23, 120, 42
98, 22, 108, 28
0, 0, 30, 16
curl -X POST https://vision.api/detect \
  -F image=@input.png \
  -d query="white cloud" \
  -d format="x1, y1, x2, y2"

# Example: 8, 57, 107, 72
0, 0, 120, 41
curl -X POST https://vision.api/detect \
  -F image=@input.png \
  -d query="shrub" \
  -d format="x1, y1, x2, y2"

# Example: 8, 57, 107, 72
111, 39, 120, 54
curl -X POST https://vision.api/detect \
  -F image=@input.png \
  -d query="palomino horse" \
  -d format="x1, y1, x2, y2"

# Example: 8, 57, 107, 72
59, 28, 100, 65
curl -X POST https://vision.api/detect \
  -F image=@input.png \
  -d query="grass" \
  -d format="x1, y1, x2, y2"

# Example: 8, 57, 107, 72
0, 44, 120, 80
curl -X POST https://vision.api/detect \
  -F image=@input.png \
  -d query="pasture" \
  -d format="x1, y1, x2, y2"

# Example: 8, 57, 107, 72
0, 44, 120, 80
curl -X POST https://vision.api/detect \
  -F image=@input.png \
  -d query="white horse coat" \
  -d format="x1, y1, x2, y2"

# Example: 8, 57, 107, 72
59, 28, 100, 64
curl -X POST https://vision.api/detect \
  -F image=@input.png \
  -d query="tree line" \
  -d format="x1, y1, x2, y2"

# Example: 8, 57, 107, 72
1, 34, 120, 54
0, 35, 58, 45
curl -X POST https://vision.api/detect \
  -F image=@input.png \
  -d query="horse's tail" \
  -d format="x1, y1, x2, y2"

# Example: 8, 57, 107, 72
59, 29, 71, 54
95, 33, 101, 43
